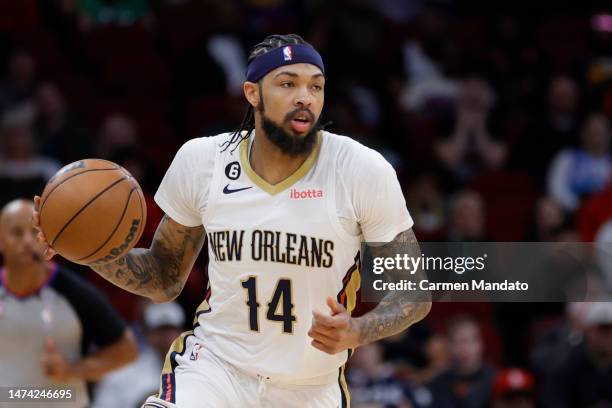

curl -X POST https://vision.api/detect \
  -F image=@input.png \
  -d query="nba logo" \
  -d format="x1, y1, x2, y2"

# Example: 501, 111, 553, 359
190, 343, 203, 361
283, 46, 293, 61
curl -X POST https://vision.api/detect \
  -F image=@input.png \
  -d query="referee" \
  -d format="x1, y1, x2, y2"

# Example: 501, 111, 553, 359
0, 199, 138, 407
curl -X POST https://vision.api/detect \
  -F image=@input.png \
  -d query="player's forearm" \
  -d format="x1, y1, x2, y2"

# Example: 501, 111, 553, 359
352, 292, 431, 345
69, 330, 138, 381
89, 248, 179, 302
89, 215, 206, 302
354, 228, 431, 345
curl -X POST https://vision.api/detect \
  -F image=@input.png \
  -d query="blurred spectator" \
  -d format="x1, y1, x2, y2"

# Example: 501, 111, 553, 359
525, 196, 566, 241
0, 106, 61, 205
577, 181, 612, 242
511, 75, 582, 184
405, 173, 446, 241
348, 342, 419, 408
426, 315, 496, 408
546, 76, 581, 144
34, 82, 93, 164
595, 220, 612, 290
96, 112, 138, 159
381, 321, 446, 379
397, 7, 458, 113
380, 322, 451, 400
434, 78, 507, 184
531, 302, 590, 408
0, 49, 37, 116
0, 105, 61, 180
0, 199, 137, 408
549, 302, 612, 407
92, 301, 185, 408
73, 0, 154, 29
448, 190, 488, 242
207, 34, 247, 97
547, 113, 612, 211
372, 0, 425, 25
491, 368, 535, 408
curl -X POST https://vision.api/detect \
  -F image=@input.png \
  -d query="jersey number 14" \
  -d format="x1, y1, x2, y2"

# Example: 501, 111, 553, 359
241, 277, 296, 334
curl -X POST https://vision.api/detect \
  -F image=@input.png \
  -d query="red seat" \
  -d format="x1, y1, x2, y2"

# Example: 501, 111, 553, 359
82, 25, 157, 62
536, 17, 589, 70
468, 171, 537, 241
156, 0, 215, 60
0, 0, 38, 34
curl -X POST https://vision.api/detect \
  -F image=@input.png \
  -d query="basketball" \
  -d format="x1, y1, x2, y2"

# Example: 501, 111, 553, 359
38, 159, 147, 265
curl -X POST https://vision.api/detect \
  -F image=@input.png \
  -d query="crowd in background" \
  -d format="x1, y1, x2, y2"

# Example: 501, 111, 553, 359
1, 0, 612, 407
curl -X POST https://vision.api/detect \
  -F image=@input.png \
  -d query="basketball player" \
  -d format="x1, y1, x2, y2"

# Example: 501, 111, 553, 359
34, 34, 431, 407
1, 199, 137, 407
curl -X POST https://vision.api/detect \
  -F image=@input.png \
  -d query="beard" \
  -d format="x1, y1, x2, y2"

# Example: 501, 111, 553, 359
258, 103, 320, 157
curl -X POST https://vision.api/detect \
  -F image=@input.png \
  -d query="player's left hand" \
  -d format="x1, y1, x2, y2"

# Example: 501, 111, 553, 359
42, 337, 74, 382
308, 297, 360, 355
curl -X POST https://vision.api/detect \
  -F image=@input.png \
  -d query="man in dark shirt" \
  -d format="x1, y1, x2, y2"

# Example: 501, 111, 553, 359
551, 302, 612, 408
0, 199, 138, 407
427, 316, 496, 408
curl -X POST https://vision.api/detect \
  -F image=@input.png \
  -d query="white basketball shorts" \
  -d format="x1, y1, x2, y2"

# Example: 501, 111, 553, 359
142, 332, 350, 408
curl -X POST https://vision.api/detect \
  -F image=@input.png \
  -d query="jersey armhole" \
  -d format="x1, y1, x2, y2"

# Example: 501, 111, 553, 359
324, 145, 362, 245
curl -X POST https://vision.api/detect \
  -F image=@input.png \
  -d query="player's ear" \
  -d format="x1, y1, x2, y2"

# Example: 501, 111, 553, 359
244, 81, 260, 109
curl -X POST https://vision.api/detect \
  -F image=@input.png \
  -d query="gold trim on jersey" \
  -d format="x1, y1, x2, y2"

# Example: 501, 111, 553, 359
158, 330, 194, 402
161, 330, 193, 375
337, 252, 361, 315
344, 265, 361, 314
339, 364, 351, 407
239, 131, 322, 195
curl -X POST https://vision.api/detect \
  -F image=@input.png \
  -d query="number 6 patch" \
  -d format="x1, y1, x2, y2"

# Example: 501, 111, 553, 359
225, 162, 241, 180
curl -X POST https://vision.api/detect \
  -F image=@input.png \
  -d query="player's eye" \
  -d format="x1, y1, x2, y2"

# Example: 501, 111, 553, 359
281, 82, 294, 88
312, 84, 323, 92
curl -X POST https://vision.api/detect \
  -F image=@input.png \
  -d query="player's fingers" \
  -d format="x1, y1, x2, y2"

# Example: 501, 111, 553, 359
43, 246, 57, 261
309, 323, 339, 337
308, 325, 340, 342
36, 230, 47, 244
34, 195, 40, 211
326, 296, 346, 315
314, 311, 350, 331
312, 310, 336, 327
311, 339, 335, 355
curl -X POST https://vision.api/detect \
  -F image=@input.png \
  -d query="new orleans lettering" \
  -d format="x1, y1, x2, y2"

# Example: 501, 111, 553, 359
208, 230, 245, 261
208, 229, 334, 268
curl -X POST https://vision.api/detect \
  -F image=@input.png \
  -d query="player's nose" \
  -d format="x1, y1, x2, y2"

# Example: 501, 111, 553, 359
293, 86, 312, 107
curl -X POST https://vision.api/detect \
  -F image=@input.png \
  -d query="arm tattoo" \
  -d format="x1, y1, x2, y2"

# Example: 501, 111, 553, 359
90, 215, 206, 302
353, 229, 432, 345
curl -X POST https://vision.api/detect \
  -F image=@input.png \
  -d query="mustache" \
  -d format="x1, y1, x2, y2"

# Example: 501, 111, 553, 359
284, 108, 315, 123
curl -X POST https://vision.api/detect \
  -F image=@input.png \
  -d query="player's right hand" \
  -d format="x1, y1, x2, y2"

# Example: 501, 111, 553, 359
33, 195, 58, 261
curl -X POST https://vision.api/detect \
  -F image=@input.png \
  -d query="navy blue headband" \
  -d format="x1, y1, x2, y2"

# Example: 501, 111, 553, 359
246, 44, 325, 83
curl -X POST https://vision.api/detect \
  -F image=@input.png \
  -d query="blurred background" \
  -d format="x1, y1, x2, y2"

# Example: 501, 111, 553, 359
1, 0, 612, 407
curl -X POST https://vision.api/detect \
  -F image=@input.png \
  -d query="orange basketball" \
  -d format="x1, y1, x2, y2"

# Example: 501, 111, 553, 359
39, 159, 147, 265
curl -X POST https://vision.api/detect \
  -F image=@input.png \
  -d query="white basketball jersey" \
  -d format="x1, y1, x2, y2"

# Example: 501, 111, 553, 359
155, 130, 413, 382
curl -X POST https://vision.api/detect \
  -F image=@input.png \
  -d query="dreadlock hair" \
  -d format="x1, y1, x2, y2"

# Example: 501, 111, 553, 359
221, 34, 314, 153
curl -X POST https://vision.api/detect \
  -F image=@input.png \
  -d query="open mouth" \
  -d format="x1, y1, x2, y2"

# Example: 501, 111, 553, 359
289, 112, 313, 133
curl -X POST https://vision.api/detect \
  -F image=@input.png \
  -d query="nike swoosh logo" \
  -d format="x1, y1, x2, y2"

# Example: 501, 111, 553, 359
223, 184, 253, 194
